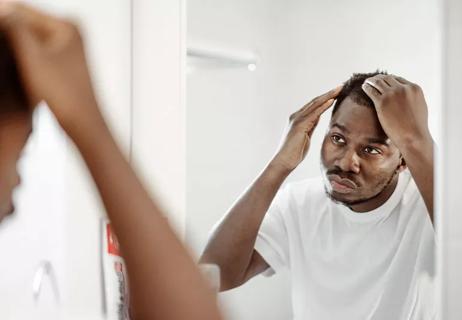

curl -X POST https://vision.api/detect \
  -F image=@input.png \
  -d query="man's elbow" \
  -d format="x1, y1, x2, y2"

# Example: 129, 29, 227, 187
199, 254, 246, 292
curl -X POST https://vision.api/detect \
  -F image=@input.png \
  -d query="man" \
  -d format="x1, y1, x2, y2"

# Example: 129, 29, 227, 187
0, 2, 222, 320
201, 71, 435, 319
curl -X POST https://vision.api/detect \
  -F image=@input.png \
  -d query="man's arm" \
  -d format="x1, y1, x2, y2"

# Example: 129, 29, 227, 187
0, 3, 222, 319
69, 109, 222, 320
362, 75, 434, 223
200, 87, 342, 291
396, 135, 434, 221
200, 162, 290, 291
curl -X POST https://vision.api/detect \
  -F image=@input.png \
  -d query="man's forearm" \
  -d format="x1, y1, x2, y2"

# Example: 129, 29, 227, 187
200, 161, 290, 290
399, 135, 434, 224
64, 109, 222, 320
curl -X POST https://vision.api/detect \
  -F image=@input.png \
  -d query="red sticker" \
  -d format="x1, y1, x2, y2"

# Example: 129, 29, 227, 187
107, 223, 121, 256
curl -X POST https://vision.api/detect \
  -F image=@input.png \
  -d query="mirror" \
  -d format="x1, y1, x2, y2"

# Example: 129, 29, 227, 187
186, 0, 442, 319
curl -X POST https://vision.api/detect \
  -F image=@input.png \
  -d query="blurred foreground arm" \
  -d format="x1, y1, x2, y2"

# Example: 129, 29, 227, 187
0, 2, 222, 319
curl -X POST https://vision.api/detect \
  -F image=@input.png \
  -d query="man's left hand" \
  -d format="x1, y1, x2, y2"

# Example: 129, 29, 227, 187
361, 74, 432, 149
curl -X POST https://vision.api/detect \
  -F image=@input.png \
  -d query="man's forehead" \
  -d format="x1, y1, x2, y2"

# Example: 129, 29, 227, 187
330, 97, 389, 142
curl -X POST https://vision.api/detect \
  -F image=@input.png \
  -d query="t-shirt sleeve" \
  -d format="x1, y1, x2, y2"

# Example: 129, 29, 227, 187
254, 186, 291, 276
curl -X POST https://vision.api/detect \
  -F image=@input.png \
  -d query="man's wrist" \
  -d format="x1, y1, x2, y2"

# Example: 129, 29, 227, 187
266, 158, 293, 180
60, 104, 109, 145
397, 132, 434, 161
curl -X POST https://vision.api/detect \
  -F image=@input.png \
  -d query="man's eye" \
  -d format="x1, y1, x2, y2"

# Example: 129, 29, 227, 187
364, 146, 381, 155
331, 134, 345, 144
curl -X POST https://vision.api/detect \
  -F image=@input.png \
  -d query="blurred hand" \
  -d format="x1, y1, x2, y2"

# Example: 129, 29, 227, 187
0, 1, 99, 131
270, 86, 342, 172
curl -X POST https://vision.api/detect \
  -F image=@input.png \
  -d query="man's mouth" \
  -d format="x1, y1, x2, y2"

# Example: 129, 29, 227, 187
328, 174, 358, 194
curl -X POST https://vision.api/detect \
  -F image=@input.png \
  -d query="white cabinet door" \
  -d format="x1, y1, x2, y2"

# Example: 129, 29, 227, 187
0, 106, 67, 320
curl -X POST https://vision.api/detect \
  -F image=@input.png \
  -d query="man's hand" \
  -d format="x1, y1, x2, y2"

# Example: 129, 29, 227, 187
361, 74, 432, 149
0, 2, 99, 132
362, 74, 435, 222
270, 86, 342, 173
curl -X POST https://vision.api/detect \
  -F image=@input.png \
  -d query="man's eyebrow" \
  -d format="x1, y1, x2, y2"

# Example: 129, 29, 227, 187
331, 123, 349, 133
366, 137, 390, 146
331, 123, 390, 145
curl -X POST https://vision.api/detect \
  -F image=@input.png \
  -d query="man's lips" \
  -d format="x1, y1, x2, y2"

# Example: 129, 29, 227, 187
328, 174, 358, 194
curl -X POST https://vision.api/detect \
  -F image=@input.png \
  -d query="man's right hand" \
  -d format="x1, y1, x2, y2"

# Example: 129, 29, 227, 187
270, 86, 342, 173
0, 2, 100, 133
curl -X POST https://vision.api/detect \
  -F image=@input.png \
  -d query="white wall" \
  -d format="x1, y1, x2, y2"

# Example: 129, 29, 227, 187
131, 0, 186, 235
186, 0, 442, 319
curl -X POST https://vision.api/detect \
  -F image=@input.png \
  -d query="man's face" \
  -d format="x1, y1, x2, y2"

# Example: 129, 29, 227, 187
321, 97, 404, 207
0, 112, 32, 222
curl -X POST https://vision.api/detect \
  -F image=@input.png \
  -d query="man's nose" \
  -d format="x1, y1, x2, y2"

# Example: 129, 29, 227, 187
336, 149, 360, 174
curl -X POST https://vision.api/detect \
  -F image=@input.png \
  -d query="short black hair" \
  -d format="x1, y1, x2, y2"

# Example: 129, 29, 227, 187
332, 70, 388, 115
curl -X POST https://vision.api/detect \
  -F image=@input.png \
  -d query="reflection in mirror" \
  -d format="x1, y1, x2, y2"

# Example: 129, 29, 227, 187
186, 0, 441, 319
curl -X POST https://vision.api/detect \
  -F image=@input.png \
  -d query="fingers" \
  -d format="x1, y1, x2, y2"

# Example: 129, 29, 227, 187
291, 98, 334, 137
394, 75, 413, 85
363, 79, 383, 95
361, 82, 381, 104
307, 116, 320, 136
384, 75, 401, 86
362, 74, 411, 102
304, 99, 334, 135
362, 74, 421, 110
295, 85, 342, 118
310, 85, 343, 110
288, 90, 337, 140
310, 98, 335, 118
363, 75, 391, 94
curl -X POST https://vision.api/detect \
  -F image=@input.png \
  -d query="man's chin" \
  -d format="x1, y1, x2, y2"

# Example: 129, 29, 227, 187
327, 192, 356, 206
324, 187, 368, 206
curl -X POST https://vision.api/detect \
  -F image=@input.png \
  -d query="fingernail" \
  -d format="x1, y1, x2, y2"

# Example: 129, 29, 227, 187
331, 85, 343, 92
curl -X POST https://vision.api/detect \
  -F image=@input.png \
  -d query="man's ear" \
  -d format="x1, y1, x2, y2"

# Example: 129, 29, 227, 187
396, 154, 407, 173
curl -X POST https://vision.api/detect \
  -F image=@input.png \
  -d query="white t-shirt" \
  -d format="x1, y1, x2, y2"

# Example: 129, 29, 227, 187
255, 170, 436, 320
